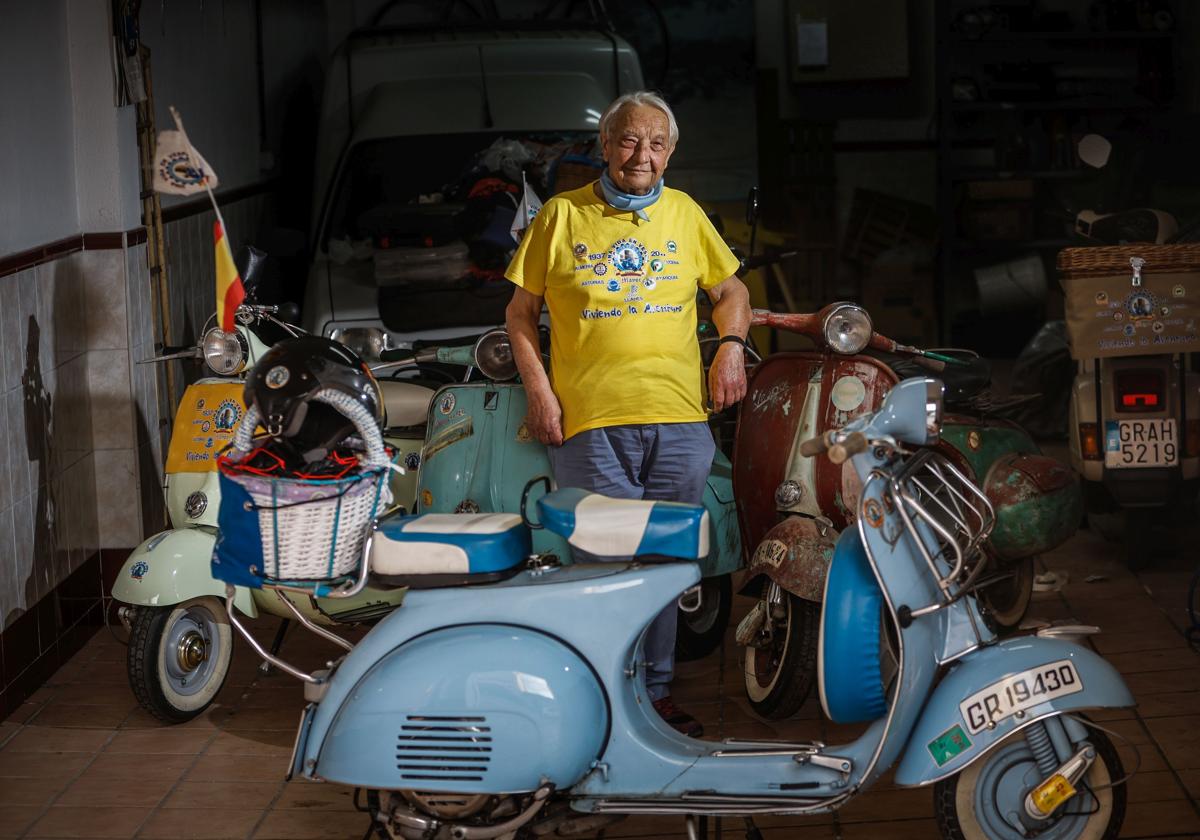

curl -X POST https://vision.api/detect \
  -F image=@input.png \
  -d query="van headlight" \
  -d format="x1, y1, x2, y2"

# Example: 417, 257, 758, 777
202, 328, 248, 375
823, 304, 873, 355
331, 327, 392, 362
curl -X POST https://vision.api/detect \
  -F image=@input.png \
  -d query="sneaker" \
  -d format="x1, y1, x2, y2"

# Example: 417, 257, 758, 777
652, 695, 704, 737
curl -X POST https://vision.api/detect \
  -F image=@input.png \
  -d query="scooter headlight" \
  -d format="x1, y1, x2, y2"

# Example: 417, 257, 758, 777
472, 328, 517, 381
330, 327, 392, 362
202, 328, 248, 375
823, 304, 873, 355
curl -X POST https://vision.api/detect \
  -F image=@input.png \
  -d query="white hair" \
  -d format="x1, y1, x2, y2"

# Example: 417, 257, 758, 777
598, 91, 679, 147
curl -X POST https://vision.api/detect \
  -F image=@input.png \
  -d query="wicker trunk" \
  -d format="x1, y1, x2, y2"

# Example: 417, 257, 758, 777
1057, 244, 1200, 360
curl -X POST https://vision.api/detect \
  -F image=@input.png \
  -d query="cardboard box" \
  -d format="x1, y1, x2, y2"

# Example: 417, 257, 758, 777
861, 268, 938, 348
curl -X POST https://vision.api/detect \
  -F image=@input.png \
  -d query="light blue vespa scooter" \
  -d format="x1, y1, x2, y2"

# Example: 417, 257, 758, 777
227, 377, 1133, 840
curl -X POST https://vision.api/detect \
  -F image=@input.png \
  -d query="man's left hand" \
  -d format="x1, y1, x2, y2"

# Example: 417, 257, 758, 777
708, 342, 747, 412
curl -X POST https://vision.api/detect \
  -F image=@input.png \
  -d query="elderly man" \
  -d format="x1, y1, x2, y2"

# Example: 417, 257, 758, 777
504, 91, 751, 737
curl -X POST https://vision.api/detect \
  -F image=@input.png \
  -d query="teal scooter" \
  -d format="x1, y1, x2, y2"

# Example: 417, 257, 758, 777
375, 327, 742, 658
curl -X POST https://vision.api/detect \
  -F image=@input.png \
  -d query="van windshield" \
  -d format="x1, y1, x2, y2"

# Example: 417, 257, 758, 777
321, 131, 600, 333
322, 131, 599, 273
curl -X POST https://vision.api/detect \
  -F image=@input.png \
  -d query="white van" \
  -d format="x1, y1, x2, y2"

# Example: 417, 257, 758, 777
302, 19, 645, 361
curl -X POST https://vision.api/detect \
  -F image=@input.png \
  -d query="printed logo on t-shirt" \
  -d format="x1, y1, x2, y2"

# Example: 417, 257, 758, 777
609, 238, 648, 278
574, 235, 687, 321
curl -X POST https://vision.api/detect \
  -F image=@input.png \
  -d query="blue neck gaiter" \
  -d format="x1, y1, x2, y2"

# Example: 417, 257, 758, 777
599, 169, 663, 222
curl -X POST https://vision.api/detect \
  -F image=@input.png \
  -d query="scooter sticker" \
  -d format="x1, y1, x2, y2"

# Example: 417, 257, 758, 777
265, 365, 290, 389
130, 560, 149, 581
830, 376, 866, 412
752, 539, 788, 568
863, 498, 884, 529
927, 724, 972, 767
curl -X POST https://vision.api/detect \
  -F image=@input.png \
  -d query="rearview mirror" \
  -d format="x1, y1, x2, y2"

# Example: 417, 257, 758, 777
745, 186, 760, 227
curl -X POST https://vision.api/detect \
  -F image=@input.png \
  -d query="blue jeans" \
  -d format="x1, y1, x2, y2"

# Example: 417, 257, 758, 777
548, 422, 716, 701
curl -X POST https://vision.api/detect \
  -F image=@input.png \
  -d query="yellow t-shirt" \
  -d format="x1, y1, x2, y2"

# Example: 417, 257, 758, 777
505, 183, 740, 440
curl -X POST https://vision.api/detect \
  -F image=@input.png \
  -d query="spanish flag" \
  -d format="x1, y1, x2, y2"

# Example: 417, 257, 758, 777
214, 220, 245, 333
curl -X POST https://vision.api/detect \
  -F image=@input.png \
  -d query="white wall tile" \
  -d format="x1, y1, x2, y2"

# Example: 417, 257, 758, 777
94, 448, 140, 548
0, 393, 10, 514
12, 494, 34, 618
81, 248, 129, 350
0, 505, 16, 628
6, 388, 32, 506
86, 348, 134, 450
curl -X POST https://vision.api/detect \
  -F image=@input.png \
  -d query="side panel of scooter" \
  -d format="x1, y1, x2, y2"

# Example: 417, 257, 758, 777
315, 625, 607, 793
1069, 365, 1102, 481
112, 528, 258, 617
1187, 369, 1200, 481
894, 636, 1135, 786
983, 453, 1082, 560
300, 563, 709, 793
418, 383, 570, 558
699, 450, 741, 577
935, 415, 1039, 481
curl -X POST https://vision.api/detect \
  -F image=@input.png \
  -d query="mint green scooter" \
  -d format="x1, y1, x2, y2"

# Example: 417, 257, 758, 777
377, 328, 743, 659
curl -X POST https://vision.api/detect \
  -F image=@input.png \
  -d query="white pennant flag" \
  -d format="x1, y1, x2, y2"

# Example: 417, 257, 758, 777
510, 174, 543, 244
152, 107, 219, 196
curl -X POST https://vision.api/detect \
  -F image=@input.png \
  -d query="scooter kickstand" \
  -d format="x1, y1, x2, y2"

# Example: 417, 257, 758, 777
260, 619, 291, 674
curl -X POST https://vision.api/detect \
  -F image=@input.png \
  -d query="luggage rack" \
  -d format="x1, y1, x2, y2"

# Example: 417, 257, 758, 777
884, 449, 996, 624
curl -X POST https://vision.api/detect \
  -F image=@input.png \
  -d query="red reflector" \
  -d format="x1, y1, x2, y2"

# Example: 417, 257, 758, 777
1114, 369, 1165, 413
1122, 393, 1160, 408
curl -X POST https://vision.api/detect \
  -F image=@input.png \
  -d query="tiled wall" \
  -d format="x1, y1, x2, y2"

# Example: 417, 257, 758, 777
0, 191, 270, 673
0, 251, 99, 628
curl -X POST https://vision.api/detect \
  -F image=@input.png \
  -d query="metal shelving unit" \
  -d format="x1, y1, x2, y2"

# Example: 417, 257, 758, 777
933, 0, 1177, 351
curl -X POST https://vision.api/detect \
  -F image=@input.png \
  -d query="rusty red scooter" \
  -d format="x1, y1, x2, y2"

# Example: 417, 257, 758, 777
733, 303, 1082, 719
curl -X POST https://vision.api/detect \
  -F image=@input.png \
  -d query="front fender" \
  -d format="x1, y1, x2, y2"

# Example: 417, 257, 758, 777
738, 516, 835, 601
112, 528, 258, 617
895, 636, 1134, 786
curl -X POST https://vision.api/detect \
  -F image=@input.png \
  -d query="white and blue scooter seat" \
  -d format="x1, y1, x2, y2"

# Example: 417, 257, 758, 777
370, 513, 530, 585
537, 488, 710, 559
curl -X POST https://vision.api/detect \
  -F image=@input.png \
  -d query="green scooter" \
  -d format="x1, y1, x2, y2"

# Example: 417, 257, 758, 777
377, 327, 742, 659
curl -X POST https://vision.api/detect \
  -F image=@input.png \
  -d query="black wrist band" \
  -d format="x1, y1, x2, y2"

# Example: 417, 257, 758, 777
719, 334, 747, 348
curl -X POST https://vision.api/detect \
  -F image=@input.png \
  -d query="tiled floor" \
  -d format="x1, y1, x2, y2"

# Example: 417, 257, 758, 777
1, 521, 1199, 839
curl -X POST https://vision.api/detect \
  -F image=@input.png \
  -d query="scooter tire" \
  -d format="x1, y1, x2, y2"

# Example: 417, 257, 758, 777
127, 597, 233, 724
675, 574, 733, 662
934, 721, 1125, 840
742, 592, 819, 720
979, 556, 1034, 633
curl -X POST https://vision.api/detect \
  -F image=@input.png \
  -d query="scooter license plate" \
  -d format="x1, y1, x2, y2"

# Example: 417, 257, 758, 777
959, 660, 1083, 735
1104, 419, 1177, 469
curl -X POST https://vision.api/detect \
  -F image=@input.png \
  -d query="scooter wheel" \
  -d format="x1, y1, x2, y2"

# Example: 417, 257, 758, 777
675, 574, 732, 662
742, 592, 819, 720
935, 721, 1125, 840
979, 556, 1034, 633
127, 596, 233, 724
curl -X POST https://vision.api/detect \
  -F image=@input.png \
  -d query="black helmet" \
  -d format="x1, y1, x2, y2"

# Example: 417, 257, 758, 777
243, 336, 382, 461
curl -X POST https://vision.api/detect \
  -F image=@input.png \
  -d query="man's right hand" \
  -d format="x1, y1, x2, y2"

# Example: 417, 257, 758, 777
527, 388, 565, 447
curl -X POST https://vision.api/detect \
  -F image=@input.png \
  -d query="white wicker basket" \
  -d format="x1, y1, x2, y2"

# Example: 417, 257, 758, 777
215, 388, 393, 587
